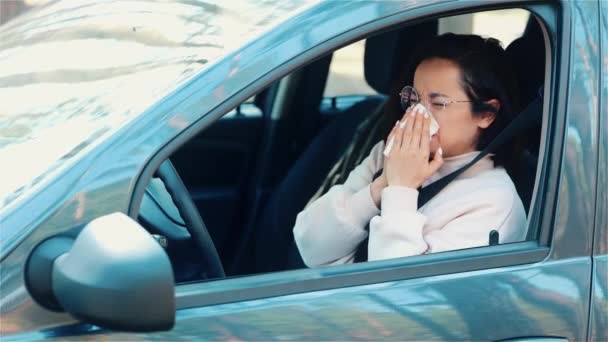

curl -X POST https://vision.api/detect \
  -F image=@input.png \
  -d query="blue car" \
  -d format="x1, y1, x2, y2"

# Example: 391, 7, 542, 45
1, 0, 606, 340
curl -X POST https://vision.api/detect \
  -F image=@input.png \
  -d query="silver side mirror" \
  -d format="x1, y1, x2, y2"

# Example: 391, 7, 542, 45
25, 213, 175, 332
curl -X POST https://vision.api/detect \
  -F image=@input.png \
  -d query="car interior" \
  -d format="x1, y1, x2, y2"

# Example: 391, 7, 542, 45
137, 8, 547, 283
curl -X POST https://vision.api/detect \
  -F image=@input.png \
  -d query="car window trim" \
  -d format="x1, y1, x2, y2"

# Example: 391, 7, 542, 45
176, 241, 549, 310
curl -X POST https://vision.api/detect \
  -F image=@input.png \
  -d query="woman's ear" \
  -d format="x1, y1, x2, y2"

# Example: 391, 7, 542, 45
476, 99, 500, 129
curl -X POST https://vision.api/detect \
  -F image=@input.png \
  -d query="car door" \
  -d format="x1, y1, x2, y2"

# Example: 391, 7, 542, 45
123, 2, 594, 340
1, 1, 598, 341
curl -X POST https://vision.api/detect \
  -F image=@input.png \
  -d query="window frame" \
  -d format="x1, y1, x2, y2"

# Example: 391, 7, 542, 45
129, 0, 570, 309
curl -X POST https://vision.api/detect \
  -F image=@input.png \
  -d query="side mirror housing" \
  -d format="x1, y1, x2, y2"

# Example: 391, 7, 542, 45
25, 213, 175, 332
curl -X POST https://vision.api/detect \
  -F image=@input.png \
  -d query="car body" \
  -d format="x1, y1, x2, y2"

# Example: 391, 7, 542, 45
0, 0, 606, 340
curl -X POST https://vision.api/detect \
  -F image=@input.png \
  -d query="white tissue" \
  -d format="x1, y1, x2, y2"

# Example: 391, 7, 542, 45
413, 103, 440, 137
383, 104, 440, 157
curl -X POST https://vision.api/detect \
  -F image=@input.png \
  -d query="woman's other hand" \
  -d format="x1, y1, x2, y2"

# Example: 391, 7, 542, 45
385, 106, 444, 189
370, 171, 387, 208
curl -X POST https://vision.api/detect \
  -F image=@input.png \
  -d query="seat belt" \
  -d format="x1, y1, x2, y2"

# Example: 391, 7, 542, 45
354, 95, 543, 262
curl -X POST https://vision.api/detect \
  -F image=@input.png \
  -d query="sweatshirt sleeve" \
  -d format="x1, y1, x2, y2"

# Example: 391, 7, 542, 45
293, 141, 384, 267
367, 186, 428, 260
368, 180, 526, 260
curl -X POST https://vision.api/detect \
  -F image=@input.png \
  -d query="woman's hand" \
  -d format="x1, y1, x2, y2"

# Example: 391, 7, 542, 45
370, 170, 387, 208
384, 106, 444, 189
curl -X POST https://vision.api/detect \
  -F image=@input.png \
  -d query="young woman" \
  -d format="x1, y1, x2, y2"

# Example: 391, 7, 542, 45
293, 33, 527, 267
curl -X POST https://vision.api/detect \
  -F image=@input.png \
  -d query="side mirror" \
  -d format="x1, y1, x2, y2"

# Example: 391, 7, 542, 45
25, 213, 175, 332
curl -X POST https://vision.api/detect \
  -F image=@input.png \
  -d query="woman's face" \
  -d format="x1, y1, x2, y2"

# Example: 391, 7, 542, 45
412, 58, 495, 158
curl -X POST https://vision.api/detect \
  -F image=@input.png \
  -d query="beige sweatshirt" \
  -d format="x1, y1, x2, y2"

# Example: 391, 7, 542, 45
293, 141, 527, 267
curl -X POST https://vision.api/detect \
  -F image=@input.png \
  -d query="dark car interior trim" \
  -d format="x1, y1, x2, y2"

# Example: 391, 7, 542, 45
129, 0, 568, 305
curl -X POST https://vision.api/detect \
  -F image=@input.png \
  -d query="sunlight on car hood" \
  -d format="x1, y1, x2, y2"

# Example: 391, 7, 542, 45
0, 0, 318, 212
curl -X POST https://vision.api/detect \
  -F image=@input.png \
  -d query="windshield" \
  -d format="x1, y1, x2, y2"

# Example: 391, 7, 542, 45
0, 0, 317, 211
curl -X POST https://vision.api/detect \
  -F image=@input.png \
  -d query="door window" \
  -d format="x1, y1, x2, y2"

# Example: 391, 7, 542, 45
138, 4, 554, 294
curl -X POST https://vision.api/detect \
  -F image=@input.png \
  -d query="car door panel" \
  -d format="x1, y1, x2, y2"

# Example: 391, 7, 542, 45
29, 258, 589, 341
173, 260, 590, 341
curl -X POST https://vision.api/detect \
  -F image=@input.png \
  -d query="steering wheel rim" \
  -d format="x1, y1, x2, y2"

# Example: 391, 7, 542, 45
155, 160, 225, 279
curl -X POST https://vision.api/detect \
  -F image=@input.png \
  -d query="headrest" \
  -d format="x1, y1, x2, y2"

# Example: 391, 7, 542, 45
505, 17, 545, 106
364, 20, 438, 95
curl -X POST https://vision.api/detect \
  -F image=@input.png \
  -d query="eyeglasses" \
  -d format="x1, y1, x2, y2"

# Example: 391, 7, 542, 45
399, 85, 472, 112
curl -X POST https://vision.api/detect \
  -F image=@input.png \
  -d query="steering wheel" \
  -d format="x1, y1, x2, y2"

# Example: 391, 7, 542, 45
148, 160, 225, 279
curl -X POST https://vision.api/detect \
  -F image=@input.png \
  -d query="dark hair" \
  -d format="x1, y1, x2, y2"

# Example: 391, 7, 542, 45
398, 33, 520, 166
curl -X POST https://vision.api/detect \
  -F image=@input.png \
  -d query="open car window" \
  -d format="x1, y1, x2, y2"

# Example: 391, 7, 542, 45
139, 5, 549, 286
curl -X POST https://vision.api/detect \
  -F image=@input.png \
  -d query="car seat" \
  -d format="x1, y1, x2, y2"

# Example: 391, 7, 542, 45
504, 16, 546, 218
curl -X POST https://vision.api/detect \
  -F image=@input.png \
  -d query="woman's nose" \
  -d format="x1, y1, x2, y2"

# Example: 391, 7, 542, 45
420, 96, 433, 108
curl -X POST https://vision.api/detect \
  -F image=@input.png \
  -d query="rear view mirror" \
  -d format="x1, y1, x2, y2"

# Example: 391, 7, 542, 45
25, 213, 175, 332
